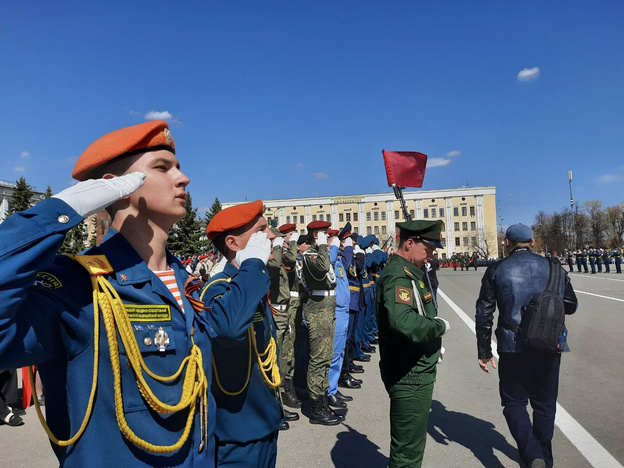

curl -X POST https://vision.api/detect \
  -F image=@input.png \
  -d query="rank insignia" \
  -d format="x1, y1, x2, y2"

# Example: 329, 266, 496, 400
154, 327, 170, 352
164, 128, 172, 145
74, 255, 114, 276
395, 286, 412, 305
418, 280, 425, 289
423, 292, 433, 302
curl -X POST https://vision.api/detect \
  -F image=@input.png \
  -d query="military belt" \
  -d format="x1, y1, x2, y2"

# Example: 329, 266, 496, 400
273, 304, 288, 312
311, 290, 336, 297
289, 291, 300, 297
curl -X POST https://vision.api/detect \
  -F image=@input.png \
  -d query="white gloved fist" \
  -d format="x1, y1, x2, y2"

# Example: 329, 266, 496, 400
435, 317, 451, 335
316, 231, 328, 246
273, 237, 284, 249
354, 245, 364, 254
438, 346, 446, 364
52, 172, 145, 218
330, 237, 340, 248
365, 247, 373, 254
344, 238, 353, 248
372, 245, 381, 251
290, 232, 300, 243
236, 231, 272, 266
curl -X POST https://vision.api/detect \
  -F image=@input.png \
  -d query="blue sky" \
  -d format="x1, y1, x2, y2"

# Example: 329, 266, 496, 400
1, 1, 623, 227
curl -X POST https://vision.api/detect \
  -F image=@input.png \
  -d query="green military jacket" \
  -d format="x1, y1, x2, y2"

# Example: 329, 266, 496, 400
301, 243, 336, 291
376, 254, 445, 389
267, 244, 291, 306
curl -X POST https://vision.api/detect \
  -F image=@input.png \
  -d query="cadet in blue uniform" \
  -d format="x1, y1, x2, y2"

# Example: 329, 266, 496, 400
0, 121, 216, 467
200, 201, 283, 467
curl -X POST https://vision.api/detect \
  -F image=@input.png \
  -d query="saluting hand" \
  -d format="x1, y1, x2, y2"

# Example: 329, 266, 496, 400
236, 231, 272, 266
52, 172, 146, 218
478, 357, 497, 374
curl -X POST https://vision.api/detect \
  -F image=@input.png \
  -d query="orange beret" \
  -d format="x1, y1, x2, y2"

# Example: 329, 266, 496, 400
307, 220, 331, 230
278, 223, 297, 234
206, 200, 264, 240
327, 229, 339, 237
72, 120, 175, 181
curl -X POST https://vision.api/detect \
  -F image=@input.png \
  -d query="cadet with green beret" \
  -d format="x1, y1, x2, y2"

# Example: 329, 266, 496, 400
376, 220, 450, 468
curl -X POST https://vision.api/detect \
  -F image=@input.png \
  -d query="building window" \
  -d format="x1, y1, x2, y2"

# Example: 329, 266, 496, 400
339, 213, 344, 223
470, 206, 475, 216
326, 214, 331, 222
382, 226, 387, 235
367, 226, 372, 235
373, 211, 379, 221
463, 237, 468, 246
423, 209, 429, 218
453, 207, 459, 217
440, 208, 445, 217
471, 237, 477, 246
381, 212, 386, 221
431, 208, 436, 218
455, 238, 460, 246
454, 222, 460, 231
346, 212, 351, 222
353, 213, 358, 221
462, 222, 468, 231
394, 210, 400, 219
286, 216, 290, 223
409, 210, 415, 218
366, 212, 371, 221
312, 215, 317, 221
441, 238, 446, 248
471, 221, 476, 231
300, 215, 304, 224
462, 206, 467, 216
374, 226, 379, 234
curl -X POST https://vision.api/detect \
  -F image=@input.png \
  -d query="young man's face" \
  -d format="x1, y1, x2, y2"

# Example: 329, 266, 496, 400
123, 149, 190, 223
406, 239, 436, 268
232, 216, 274, 252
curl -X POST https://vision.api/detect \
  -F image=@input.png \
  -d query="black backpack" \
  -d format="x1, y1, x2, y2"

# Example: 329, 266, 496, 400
518, 257, 566, 352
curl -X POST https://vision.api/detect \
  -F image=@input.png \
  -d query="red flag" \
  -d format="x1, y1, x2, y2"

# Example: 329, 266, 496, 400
382, 150, 428, 188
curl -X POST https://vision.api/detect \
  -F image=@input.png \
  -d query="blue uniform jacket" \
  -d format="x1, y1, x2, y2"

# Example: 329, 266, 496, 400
347, 250, 365, 312
200, 260, 283, 444
330, 245, 353, 311
0, 198, 216, 467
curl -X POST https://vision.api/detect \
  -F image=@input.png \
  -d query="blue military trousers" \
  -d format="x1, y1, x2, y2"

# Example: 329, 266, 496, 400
217, 431, 278, 467
499, 352, 561, 468
328, 307, 350, 395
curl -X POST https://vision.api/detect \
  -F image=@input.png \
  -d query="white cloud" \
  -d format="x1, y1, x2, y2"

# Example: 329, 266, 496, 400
14, 166, 25, 172
313, 172, 328, 179
427, 157, 452, 167
296, 162, 305, 167
446, 150, 460, 157
597, 174, 622, 183
517, 67, 540, 82
20, 151, 30, 158
145, 110, 173, 120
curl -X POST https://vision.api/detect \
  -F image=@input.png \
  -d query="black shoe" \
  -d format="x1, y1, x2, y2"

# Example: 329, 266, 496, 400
327, 394, 347, 409
330, 408, 346, 422
353, 354, 371, 362
369, 338, 379, 345
344, 373, 362, 384
335, 391, 353, 402
279, 421, 290, 431
309, 398, 340, 426
1, 412, 24, 427
9, 407, 26, 416
362, 346, 376, 353
281, 379, 302, 409
338, 376, 361, 389
284, 409, 300, 421
349, 363, 364, 374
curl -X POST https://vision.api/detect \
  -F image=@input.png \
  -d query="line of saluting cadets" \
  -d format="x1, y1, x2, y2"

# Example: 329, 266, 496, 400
0, 120, 388, 468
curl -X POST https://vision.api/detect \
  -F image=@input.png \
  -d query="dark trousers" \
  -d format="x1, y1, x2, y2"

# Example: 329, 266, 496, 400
217, 431, 278, 467
0, 370, 19, 419
499, 352, 561, 468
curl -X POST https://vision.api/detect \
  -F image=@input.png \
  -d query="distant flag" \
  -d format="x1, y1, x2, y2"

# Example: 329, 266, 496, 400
382, 150, 428, 188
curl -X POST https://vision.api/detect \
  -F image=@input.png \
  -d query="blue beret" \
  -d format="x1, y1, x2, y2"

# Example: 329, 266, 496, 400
505, 223, 533, 242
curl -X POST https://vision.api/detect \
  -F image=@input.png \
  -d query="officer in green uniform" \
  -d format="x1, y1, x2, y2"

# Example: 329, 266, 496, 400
376, 220, 450, 468
614, 248, 622, 274
602, 249, 611, 273
451, 253, 458, 271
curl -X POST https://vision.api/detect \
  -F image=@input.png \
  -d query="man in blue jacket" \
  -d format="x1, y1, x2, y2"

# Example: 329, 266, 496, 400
0, 120, 216, 467
476, 224, 578, 468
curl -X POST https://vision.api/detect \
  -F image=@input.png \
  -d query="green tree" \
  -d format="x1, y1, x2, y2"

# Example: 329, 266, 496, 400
44, 186, 54, 198
59, 222, 87, 254
88, 216, 98, 247
6, 176, 35, 217
205, 197, 222, 225
167, 192, 203, 257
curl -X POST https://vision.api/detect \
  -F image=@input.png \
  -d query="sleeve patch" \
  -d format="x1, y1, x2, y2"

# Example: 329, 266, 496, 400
422, 291, 433, 302
395, 286, 412, 305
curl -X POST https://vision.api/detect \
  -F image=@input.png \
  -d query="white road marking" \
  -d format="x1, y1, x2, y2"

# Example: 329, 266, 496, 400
569, 273, 624, 283
576, 290, 624, 303
437, 289, 623, 468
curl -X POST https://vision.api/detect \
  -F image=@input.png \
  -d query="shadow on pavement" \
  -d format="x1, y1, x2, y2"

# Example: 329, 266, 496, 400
428, 400, 520, 467
331, 423, 389, 468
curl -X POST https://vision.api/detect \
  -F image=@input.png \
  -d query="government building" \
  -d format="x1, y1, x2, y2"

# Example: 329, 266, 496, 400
222, 186, 499, 259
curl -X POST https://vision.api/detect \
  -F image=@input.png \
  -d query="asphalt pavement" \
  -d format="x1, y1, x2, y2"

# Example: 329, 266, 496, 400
2, 267, 623, 467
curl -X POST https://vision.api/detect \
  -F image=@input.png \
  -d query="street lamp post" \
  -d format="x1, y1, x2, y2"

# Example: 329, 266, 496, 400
499, 216, 504, 258
568, 170, 575, 249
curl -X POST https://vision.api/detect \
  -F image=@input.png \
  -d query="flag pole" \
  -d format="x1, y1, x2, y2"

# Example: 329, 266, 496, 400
392, 185, 412, 221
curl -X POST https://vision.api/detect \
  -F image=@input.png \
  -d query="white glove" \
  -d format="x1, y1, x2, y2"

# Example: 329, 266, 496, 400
365, 247, 373, 254
273, 237, 284, 249
316, 231, 328, 246
330, 237, 340, 248
290, 232, 300, 243
211, 256, 227, 275
354, 245, 364, 254
344, 238, 353, 248
435, 317, 450, 335
438, 346, 446, 364
52, 172, 145, 218
372, 245, 381, 251
235, 231, 272, 266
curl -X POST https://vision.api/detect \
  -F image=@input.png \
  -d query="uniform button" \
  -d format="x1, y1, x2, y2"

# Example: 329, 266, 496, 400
144, 337, 153, 346
262, 269, 267, 274
58, 215, 70, 224
190, 326, 195, 337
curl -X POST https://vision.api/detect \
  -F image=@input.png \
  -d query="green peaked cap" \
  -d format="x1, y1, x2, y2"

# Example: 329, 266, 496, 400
396, 219, 443, 248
